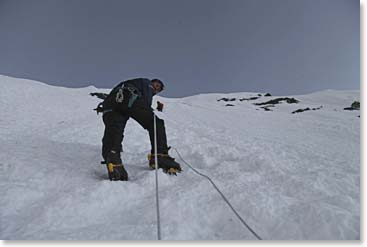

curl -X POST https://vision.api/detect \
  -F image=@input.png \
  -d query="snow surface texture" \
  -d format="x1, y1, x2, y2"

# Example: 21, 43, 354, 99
0, 75, 360, 240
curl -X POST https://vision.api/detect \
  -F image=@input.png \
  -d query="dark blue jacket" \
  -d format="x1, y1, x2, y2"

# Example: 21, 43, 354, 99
111, 78, 154, 108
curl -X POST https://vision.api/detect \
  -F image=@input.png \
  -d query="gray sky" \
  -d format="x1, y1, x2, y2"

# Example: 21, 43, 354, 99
0, 0, 359, 97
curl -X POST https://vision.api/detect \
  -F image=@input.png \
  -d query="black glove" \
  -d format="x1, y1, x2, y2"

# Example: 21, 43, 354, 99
157, 101, 164, 112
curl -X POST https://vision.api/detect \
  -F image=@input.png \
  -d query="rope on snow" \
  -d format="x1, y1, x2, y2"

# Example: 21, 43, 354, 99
172, 147, 262, 240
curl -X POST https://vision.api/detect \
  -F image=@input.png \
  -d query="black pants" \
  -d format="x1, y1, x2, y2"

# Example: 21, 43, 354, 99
102, 99, 169, 161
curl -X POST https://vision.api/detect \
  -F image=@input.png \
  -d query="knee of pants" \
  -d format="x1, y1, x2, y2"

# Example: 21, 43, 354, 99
142, 118, 164, 131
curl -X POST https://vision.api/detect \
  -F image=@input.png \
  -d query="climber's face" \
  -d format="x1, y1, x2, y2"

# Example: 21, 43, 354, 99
152, 81, 163, 94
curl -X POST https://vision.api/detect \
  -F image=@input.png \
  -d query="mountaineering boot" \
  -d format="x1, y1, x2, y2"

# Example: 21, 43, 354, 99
148, 153, 182, 175
106, 150, 128, 181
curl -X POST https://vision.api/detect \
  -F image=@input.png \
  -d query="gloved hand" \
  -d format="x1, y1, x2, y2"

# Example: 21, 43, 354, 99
157, 101, 164, 112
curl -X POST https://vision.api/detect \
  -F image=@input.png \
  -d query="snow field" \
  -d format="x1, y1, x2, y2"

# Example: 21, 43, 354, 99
0, 75, 360, 239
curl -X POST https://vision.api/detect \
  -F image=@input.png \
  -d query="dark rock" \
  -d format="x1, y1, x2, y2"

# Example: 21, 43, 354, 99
217, 98, 228, 102
264, 93, 272, 97
344, 101, 360, 111
218, 98, 236, 102
225, 104, 235, 107
292, 106, 322, 114
239, 97, 259, 101
254, 97, 299, 106
312, 106, 323, 111
352, 101, 360, 109
261, 106, 273, 111
292, 108, 311, 114
285, 98, 299, 104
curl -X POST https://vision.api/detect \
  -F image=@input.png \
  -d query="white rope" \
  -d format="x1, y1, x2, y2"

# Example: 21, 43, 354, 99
153, 110, 261, 240
153, 113, 162, 240
172, 147, 262, 240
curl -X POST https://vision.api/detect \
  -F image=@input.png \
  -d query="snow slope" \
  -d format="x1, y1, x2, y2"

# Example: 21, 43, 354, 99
0, 75, 360, 240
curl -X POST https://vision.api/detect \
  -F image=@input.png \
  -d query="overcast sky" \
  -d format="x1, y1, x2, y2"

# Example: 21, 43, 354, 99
0, 0, 359, 97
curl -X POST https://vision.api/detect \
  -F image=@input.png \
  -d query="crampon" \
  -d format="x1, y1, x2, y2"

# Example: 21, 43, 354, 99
148, 153, 182, 175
